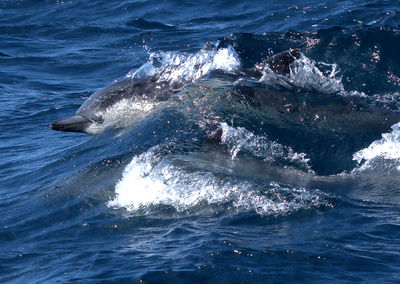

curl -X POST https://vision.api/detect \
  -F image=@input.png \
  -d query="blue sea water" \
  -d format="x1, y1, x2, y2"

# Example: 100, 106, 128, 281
1, 0, 400, 282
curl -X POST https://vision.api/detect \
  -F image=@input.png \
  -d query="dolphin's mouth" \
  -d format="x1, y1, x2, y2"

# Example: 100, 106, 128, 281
50, 115, 92, 133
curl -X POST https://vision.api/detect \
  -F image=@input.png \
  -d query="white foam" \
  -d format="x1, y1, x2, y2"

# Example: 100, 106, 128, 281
219, 123, 312, 172
126, 62, 156, 79
353, 122, 400, 171
149, 45, 241, 83
108, 145, 328, 215
260, 53, 344, 94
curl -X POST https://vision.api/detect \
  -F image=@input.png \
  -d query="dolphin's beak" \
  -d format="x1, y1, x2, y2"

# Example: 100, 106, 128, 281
50, 115, 91, 133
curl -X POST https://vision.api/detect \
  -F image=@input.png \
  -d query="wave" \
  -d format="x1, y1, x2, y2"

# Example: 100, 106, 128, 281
259, 52, 344, 94
121, 28, 399, 107
88, 35, 400, 176
219, 123, 312, 172
108, 145, 335, 216
127, 43, 241, 83
353, 122, 400, 172
126, 38, 344, 96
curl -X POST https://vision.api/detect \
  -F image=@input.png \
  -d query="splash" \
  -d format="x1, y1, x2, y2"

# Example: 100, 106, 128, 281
108, 145, 329, 216
128, 44, 241, 84
353, 122, 400, 172
219, 123, 312, 172
126, 62, 156, 79
260, 53, 344, 94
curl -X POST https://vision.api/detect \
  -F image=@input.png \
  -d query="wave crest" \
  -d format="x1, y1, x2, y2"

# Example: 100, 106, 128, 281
353, 122, 400, 172
127, 44, 241, 84
108, 145, 331, 216
260, 53, 344, 93
219, 123, 312, 172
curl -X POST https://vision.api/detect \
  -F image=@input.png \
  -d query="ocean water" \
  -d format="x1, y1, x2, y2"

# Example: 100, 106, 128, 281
1, 0, 400, 282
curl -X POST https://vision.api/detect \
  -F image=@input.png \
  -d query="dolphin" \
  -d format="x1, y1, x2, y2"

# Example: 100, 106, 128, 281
50, 76, 180, 134
50, 49, 301, 135
50, 47, 400, 174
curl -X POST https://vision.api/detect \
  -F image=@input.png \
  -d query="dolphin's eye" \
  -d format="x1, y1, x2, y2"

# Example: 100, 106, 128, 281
92, 116, 104, 124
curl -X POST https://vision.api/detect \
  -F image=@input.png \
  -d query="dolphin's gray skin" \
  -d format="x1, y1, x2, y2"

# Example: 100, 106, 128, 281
238, 48, 300, 80
50, 115, 91, 133
50, 49, 301, 134
50, 76, 179, 134
257, 48, 300, 77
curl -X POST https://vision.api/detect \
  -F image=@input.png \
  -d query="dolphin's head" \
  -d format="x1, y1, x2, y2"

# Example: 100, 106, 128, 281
50, 79, 133, 135
50, 77, 165, 135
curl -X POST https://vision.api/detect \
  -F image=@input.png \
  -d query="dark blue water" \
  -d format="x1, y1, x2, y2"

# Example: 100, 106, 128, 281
1, 0, 400, 282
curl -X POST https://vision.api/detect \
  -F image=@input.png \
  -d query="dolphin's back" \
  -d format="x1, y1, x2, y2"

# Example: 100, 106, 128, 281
76, 78, 135, 121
